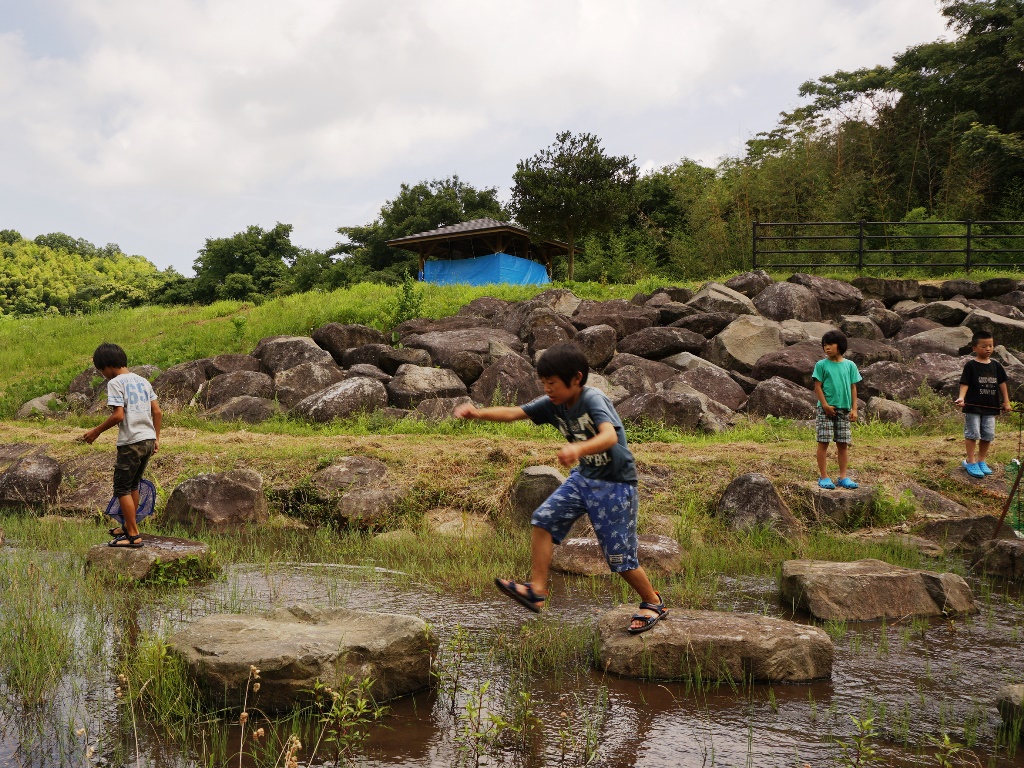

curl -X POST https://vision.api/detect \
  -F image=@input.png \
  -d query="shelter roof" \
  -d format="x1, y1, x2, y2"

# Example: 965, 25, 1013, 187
386, 218, 569, 264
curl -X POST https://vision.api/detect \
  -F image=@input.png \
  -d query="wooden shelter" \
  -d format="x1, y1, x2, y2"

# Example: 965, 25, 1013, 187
386, 218, 570, 279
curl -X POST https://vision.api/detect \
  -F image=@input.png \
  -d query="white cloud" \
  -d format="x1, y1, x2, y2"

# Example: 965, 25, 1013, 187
0, 0, 950, 270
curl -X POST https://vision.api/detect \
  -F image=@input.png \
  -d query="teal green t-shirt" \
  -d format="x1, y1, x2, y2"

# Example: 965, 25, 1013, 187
811, 357, 862, 410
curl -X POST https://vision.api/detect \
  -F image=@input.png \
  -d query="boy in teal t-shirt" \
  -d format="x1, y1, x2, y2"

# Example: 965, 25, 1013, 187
811, 330, 862, 490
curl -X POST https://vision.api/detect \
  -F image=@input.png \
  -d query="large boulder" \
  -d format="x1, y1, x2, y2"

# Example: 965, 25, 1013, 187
533, 288, 583, 316
844, 338, 903, 367
608, 366, 656, 397
850, 277, 921, 306
962, 309, 1024, 351
744, 376, 817, 420
570, 300, 659, 339
865, 397, 922, 428
273, 362, 349, 409
163, 470, 269, 532
793, 484, 876, 528
997, 685, 1024, 730
604, 354, 678, 384
207, 396, 281, 423
894, 316, 943, 339
863, 306, 904, 338
551, 535, 682, 577
616, 327, 705, 359
0, 454, 62, 508
386, 365, 468, 409
907, 300, 970, 326
655, 301, 698, 325
169, 606, 437, 712
469, 355, 542, 406
896, 326, 973, 358
981, 277, 1019, 298
916, 515, 1017, 552
303, 456, 387, 502
596, 608, 833, 682
16, 393, 62, 419
507, 466, 565, 525
787, 274, 863, 319
941, 278, 983, 299
618, 390, 734, 432
153, 361, 208, 405
328, 487, 410, 529
69, 366, 105, 397
202, 354, 261, 378
311, 323, 388, 364
668, 312, 737, 338
912, 353, 962, 396
838, 315, 883, 341
375, 347, 433, 376
750, 342, 822, 388
414, 396, 476, 420
392, 315, 491, 338
717, 473, 799, 534
779, 559, 977, 621
195, 370, 274, 409
858, 361, 925, 401
971, 539, 1024, 580
661, 366, 747, 412
574, 325, 617, 369
520, 307, 577, 354
753, 282, 821, 322
779, 319, 838, 345
340, 343, 390, 369
402, 328, 524, 369
291, 377, 389, 422
87, 536, 213, 582
255, 336, 334, 375
724, 270, 773, 298
706, 316, 784, 374
686, 282, 758, 316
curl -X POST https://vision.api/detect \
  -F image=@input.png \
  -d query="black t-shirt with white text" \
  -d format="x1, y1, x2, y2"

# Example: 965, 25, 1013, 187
959, 359, 1007, 415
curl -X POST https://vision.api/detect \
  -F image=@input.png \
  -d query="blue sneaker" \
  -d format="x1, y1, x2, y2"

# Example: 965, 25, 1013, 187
963, 460, 985, 479
978, 461, 994, 476
837, 477, 859, 489
818, 478, 836, 490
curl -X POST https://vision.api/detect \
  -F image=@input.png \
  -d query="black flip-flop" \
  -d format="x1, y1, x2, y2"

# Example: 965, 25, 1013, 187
494, 578, 545, 613
628, 593, 668, 634
108, 534, 143, 549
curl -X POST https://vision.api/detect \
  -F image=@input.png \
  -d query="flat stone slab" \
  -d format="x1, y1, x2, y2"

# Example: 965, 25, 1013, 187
972, 538, 1024, 580
917, 514, 1016, 551
551, 535, 682, 577
596, 607, 833, 682
780, 559, 977, 621
946, 463, 1008, 498
86, 535, 214, 582
793, 484, 876, 528
846, 530, 945, 558
169, 605, 437, 713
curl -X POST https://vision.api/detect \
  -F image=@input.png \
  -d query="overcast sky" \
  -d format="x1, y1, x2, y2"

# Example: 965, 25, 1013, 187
0, 0, 951, 274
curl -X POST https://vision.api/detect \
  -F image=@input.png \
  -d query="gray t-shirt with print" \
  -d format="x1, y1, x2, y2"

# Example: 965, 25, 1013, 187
106, 372, 158, 446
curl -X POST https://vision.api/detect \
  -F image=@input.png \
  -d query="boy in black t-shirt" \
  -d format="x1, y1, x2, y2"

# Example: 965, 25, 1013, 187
955, 330, 1011, 478
453, 343, 667, 634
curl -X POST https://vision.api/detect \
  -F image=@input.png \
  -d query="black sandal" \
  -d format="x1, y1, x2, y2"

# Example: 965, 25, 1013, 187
108, 534, 143, 548
628, 593, 668, 634
494, 578, 546, 613
108, 526, 125, 537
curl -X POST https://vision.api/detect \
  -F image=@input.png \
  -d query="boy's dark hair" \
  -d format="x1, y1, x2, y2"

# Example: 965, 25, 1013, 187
536, 343, 589, 387
972, 329, 994, 347
821, 330, 848, 355
92, 343, 128, 371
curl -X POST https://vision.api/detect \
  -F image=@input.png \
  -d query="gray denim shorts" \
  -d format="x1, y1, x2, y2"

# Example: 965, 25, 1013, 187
964, 413, 996, 442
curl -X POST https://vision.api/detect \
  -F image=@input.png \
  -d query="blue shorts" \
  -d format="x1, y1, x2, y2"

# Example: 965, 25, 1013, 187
531, 470, 639, 573
964, 413, 996, 442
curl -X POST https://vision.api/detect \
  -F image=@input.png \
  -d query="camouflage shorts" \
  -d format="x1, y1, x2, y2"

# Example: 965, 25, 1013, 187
113, 440, 155, 497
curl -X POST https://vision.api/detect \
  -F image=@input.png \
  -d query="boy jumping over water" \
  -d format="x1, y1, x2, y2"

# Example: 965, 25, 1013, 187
454, 343, 667, 634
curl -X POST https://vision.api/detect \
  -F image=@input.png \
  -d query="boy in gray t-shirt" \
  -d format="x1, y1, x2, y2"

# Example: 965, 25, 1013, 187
83, 343, 162, 548
454, 343, 667, 634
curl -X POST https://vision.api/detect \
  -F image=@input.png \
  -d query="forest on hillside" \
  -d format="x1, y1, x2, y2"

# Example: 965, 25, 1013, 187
3, 0, 1023, 314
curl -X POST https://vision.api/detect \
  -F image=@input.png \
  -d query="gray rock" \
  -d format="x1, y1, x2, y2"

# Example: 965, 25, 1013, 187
607, 365, 655, 396
991, 290, 1024, 311
86, 535, 213, 582
533, 288, 584, 316
617, 327, 706, 359
668, 312, 737, 338
968, 298, 1024, 320
894, 316, 943, 339
724, 269, 773, 298
574, 324, 617, 369
521, 307, 577, 354
895, 326, 974, 358
787, 274, 863, 319
753, 282, 821, 322
202, 354, 261, 377
195, 370, 274, 409
414, 396, 476, 420
912, 353, 962, 396
470, 355, 542, 406
706, 316, 784, 374
551, 535, 682, 577
659, 351, 720, 372
657, 302, 700, 325
571, 300, 659, 339
458, 296, 513, 320
997, 684, 1024, 728
0, 454, 62, 508
347, 363, 391, 382
402, 328, 524, 369
981, 277, 1020, 298
850, 277, 921, 306
744, 376, 818, 419
838, 315, 883, 340
585, 373, 630, 404
153, 361, 209, 405
311, 323, 388, 364
604, 354, 678, 384
778, 319, 838, 345
168, 606, 437, 712
17, 393, 62, 419
864, 306, 904, 338
596, 607, 833, 682
447, 351, 486, 386
392, 315, 491, 338
331, 487, 409, 529
962, 309, 1024, 351
292, 377, 389, 422
507, 466, 565, 525
425, 507, 494, 538
865, 397, 922, 428
255, 336, 334, 375
163, 469, 269, 532
971, 539, 1024, 580
305, 456, 387, 501
687, 281, 758, 316
387, 365, 468, 409
844, 338, 903, 367
907, 300, 970, 326
793, 484, 876, 528
717, 473, 799, 533
207, 396, 281, 423
859, 361, 925, 401
917, 515, 1016, 552
69, 366, 105, 397
618, 390, 734, 432
374, 346, 432, 376
750, 342, 822, 388
661, 366, 747, 412
273, 361, 349, 409
941, 278, 982, 299
341, 343, 390, 368
780, 559, 977, 621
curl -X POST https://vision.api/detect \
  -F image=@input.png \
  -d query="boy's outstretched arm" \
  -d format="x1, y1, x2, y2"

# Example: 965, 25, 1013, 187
83, 406, 125, 444
453, 402, 528, 422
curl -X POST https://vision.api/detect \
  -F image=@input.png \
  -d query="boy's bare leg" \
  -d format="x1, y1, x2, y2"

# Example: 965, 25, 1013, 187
527, 525, 554, 598
965, 439, 977, 463
816, 442, 830, 478
978, 440, 991, 463
837, 442, 850, 478
619, 567, 663, 630
117, 494, 140, 538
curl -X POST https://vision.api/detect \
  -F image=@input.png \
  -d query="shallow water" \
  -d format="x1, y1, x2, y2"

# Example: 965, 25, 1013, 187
2, 554, 1024, 767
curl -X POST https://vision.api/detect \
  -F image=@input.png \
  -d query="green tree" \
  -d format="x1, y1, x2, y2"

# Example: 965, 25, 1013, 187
331, 176, 507, 284
511, 131, 638, 280
0, 230, 21, 245
193, 223, 296, 302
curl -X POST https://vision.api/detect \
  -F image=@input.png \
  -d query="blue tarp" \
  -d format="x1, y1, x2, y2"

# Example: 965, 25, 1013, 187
422, 252, 550, 286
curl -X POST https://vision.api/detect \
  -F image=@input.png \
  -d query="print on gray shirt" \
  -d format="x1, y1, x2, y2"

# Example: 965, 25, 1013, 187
106, 373, 158, 446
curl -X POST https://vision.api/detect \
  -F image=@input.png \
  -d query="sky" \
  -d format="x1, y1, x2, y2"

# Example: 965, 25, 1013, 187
0, 0, 951, 275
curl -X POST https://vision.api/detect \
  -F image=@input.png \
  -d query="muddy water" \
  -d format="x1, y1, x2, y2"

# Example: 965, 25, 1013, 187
3, 557, 1024, 767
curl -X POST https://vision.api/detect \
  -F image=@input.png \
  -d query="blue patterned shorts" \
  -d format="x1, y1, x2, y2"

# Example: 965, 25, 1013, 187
531, 471, 639, 573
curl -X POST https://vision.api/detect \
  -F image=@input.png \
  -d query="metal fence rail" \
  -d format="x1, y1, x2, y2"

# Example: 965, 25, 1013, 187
752, 220, 1024, 271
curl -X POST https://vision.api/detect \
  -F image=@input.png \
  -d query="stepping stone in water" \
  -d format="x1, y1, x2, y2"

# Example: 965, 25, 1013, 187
169, 605, 437, 713
998, 684, 1024, 729
972, 538, 1024, 580
596, 608, 833, 682
551, 535, 682, 577
780, 559, 977, 621
86, 535, 215, 583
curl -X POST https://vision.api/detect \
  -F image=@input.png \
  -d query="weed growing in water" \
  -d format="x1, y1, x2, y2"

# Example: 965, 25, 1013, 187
305, 674, 388, 766
834, 715, 880, 766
